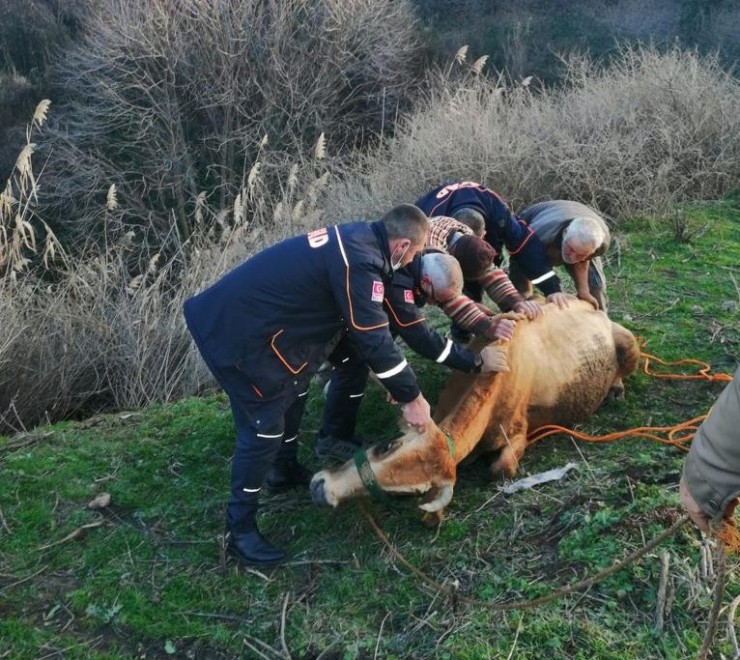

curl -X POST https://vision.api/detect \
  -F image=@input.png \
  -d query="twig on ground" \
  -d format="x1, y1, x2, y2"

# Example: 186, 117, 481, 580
280, 592, 292, 660
37, 635, 104, 660
36, 520, 107, 551
0, 507, 12, 534
0, 564, 49, 592
655, 550, 671, 632
374, 611, 391, 660
726, 593, 740, 659
315, 640, 340, 660
505, 616, 523, 660
243, 637, 276, 660
283, 558, 350, 567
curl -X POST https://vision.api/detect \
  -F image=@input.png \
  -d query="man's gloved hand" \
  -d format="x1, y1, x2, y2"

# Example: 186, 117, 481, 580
479, 345, 510, 373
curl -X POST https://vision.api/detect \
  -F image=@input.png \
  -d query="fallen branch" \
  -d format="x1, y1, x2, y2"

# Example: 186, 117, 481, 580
36, 520, 108, 551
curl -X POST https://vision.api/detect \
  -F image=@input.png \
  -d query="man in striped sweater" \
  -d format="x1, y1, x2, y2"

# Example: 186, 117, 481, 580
427, 215, 542, 323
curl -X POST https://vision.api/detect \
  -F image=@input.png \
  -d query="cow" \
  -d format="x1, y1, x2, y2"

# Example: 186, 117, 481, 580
309, 299, 640, 522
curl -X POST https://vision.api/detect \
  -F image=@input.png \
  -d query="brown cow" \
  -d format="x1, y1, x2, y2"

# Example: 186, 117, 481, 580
310, 300, 639, 518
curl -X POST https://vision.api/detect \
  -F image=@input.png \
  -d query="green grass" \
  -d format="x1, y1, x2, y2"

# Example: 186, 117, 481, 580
1, 201, 739, 659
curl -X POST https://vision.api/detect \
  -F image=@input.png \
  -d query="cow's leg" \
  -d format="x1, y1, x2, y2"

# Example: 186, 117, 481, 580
486, 408, 529, 478
489, 432, 528, 478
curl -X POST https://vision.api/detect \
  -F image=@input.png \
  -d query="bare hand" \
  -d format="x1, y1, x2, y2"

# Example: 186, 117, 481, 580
479, 345, 510, 373
577, 291, 600, 310
546, 292, 572, 309
679, 477, 711, 532
485, 317, 517, 342
401, 394, 431, 434
513, 299, 542, 320
677, 476, 740, 538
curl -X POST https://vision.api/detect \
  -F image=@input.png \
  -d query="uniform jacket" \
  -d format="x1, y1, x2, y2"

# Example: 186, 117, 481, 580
183, 221, 420, 425
383, 255, 481, 373
682, 367, 740, 518
416, 182, 561, 296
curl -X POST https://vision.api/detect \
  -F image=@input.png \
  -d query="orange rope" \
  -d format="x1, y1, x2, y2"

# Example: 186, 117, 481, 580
527, 351, 732, 450
640, 351, 732, 383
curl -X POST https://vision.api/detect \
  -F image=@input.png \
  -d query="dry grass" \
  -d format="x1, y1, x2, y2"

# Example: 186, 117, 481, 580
323, 44, 740, 224
39, 0, 421, 248
0, 105, 334, 432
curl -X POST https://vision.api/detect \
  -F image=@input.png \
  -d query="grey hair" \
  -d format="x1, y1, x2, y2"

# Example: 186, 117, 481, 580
420, 252, 463, 294
563, 216, 605, 249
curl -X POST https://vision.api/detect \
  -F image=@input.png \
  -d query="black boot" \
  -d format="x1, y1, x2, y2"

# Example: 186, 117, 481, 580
227, 529, 285, 567
265, 459, 313, 490
315, 433, 362, 462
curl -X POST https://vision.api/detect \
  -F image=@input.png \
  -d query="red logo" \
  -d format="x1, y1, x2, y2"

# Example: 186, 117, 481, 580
404, 289, 414, 304
371, 281, 384, 302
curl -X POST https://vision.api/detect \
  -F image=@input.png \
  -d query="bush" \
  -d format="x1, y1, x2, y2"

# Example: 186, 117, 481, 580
322, 45, 740, 224
39, 0, 421, 249
0, 102, 334, 432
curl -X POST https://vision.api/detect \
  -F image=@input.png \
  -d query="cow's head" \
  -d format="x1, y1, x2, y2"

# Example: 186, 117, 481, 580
310, 423, 457, 512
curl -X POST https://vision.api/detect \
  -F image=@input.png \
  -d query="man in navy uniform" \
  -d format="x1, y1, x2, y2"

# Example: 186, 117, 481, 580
316, 251, 518, 460
416, 182, 571, 337
183, 204, 431, 566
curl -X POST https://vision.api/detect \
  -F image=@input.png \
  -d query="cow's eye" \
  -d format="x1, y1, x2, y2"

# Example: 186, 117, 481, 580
373, 437, 401, 458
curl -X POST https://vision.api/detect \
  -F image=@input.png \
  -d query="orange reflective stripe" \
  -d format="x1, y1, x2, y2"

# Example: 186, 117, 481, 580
383, 299, 426, 328
334, 226, 390, 332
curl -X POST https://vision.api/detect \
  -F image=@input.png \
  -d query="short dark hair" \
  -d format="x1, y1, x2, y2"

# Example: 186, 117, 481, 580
382, 204, 429, 245
452, 207, 486, 236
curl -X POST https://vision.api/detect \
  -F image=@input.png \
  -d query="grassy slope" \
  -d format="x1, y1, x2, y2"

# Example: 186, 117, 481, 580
1, 201, 738, 659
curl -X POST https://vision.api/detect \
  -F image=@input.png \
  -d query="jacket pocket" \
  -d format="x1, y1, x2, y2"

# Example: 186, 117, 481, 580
269, 329, 308, 375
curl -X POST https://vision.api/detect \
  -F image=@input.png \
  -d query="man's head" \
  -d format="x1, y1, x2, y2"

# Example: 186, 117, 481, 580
382, 204, 430, 271
419, 252, 463, 304
447, 234, 496, 280
561, 217, 604, 264
452, 207, 486, 237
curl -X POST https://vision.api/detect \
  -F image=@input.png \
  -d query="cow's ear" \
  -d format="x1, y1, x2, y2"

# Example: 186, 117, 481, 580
373, 437, 403, 458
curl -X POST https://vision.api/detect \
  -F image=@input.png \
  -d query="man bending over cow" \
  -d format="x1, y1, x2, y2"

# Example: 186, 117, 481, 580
316, 252, 517, 461
183, 204, 432, 567
416, 181, 571, 341
516, 200, 611, 311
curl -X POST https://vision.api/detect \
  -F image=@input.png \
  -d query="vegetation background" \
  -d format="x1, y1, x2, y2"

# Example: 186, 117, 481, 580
0, 0, 738, 657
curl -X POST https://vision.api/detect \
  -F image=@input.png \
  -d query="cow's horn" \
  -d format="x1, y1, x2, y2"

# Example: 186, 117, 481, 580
418, 484, 454, 512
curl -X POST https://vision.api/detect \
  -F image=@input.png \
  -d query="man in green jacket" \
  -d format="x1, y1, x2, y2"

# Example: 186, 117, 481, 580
679, 367, 740, 531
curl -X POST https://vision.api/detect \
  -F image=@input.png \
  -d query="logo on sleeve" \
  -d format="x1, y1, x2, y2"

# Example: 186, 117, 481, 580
306, 227, 329, 248
404, 289, 415, 304
371, 281, 385, 302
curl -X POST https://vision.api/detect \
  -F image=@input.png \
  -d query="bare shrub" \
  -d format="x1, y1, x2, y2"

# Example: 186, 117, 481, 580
323, 44, 740, 224
40, 0, 420, 248
0, 119, 331, 431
